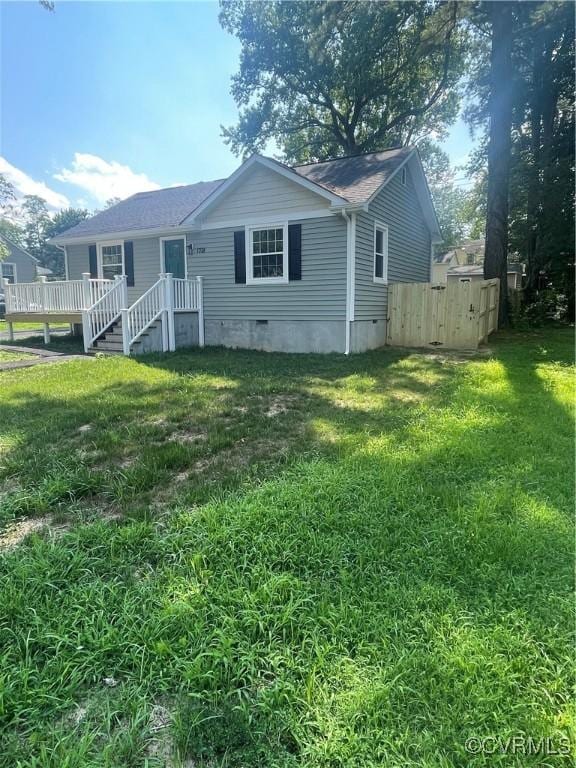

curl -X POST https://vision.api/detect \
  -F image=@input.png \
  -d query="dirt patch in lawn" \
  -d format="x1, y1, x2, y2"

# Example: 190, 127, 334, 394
0, 516, 55, 552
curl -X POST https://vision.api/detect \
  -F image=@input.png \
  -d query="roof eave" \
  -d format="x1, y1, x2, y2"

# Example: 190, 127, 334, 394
50, 223, 191, 246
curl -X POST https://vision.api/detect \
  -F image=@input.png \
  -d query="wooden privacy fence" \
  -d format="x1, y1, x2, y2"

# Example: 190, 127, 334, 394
387, 278, 500, 350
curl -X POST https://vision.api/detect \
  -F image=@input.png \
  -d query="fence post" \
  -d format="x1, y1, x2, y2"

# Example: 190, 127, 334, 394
118, 274, 128, 310
82, 272, 92, 309
164, 272, 175, 351
197, 276, 205, 348
38, 275, 47, 311
43, 323, 50, 345
121, 308, 131, 355
81, 310, 91, 352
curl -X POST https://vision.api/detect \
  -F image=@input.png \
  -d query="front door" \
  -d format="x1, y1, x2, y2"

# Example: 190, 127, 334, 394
162, 238, 185, 279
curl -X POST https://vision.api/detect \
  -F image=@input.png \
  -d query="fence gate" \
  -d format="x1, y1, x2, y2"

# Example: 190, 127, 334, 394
387, 279, 500, 350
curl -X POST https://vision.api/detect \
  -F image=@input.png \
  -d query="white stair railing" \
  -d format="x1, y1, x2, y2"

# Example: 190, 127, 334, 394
122, 276, 167, 355
82, 275, 127, 352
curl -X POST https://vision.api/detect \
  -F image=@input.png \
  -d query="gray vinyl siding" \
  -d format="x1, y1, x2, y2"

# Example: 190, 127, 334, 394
199, 165, 331, 228
66, 243, 89, 281
354, 166, 432, 320
187, 215, 347, 321
66, 237, 162, 303
1, 243, 36, 283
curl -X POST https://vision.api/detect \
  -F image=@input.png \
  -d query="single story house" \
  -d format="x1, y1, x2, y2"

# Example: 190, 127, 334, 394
0, 234, 50, 285
5, 147, 442, 354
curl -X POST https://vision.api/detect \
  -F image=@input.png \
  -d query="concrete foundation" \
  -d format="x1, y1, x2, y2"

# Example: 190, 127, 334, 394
132, 312, 199, 355
205, 319, 346, 354
133, 321, 164, 354
350, 319, 388, 352
174, 312, 199, 348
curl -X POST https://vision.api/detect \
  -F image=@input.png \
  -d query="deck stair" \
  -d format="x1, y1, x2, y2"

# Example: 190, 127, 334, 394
4, 272, 204, 356
88, 318, 161, 355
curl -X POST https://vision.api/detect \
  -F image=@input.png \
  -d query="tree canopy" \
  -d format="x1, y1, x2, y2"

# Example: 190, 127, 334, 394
0, 175, 90, 278
219, 0, 466, 163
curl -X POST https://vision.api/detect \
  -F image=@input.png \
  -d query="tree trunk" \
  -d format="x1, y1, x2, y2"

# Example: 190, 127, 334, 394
484, 1, 514, 327
524, 33, 544, 303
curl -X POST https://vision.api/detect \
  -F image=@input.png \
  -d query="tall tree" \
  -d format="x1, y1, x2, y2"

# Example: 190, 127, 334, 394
21, 195, 51, 262
0, 173, 16, 262
219, 0, 466, 163
483, 2, 514, 326
465, 1, 574, 321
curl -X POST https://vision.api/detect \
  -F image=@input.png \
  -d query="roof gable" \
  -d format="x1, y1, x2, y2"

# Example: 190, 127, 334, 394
183, 154, 346, 225
0, 234, 38, 263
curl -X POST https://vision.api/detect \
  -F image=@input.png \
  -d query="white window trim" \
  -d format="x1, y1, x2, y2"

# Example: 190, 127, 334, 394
246, 222, 289, 285
401, 167, 407, 186
159, 236, 188, 279
373, 221, 389, 285
97, 240, 125, 279
1, 262, 17, 283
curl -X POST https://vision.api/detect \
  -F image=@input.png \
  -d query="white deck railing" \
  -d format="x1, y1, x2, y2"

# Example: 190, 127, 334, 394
4, 271, 204, 355
83, 276, 127, 351
4, 275, 115, 315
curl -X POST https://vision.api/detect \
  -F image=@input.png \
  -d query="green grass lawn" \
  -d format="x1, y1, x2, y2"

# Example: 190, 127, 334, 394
0, 320, 70, 335
0, 328, 573, 767
0, 349, 35, 363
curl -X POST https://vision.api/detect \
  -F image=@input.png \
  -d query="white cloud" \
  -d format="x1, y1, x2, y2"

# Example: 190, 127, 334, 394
54, 153, 160, 205
0, 156, 70, 210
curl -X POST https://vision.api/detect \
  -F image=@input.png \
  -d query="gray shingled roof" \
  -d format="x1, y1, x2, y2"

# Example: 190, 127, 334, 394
53, 180, 224, 241
293, 147, 413, 204
54, 147, 421, 242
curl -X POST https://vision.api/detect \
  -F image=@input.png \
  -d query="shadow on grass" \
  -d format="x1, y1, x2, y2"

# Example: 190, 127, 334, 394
0, 327, 573, 766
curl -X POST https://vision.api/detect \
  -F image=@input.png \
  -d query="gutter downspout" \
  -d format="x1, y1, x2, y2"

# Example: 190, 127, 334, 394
55, 244, 68, 280
341, 209, 356, 355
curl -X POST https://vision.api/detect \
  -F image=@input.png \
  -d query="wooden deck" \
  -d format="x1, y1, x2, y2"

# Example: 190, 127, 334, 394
5, 312, 82, 325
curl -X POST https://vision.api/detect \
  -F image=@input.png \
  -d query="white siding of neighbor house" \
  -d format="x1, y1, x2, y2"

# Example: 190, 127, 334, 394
187, 215, 347, 321
197, 164, 332, 227
354, 165, 432, 320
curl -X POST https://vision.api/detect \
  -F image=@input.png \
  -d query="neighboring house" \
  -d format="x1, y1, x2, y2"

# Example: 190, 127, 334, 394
0, 234, 48, 285
432, 250, 459, 283
434, 238, 524, 290
447, 263, 524, 291
7, 147, 442, 354
452, 239, 485, 266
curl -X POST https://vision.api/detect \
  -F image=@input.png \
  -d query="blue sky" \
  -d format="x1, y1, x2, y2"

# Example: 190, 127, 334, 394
1, 1, 476, 211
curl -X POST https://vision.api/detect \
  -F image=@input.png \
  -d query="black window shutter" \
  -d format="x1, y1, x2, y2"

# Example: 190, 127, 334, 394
124, 241, 135, 287
288, 223, 302, 281
234, 230, 246, 284
88, 244, 98, 278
